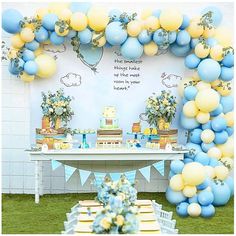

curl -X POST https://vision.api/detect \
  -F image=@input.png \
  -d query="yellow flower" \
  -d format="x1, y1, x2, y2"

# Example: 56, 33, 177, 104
163, 99, 169, 105
100, 218, 111, 229
116, 215, 124, 226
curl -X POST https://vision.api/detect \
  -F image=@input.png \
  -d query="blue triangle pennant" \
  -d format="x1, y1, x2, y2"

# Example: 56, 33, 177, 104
94, 172, 106, 186
64, 165, 77, 182
51, 160, 62, 171
109, 172, 122, 181
139, 166, 151, 182
153, 160, 165, 176
124, 170, 136, 183
79, 169, 91, 186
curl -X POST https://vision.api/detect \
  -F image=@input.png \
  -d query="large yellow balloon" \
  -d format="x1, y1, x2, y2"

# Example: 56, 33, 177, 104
127, 20, 142, 37
141, 8, 152, 20
92, 32, 106, 47
220, 157, 234, 170
195, 89, 220, 112
214, 165, 229, 180
144, 16, 160, 32
183, 185, 197, 198
208, 147, 222, 160
195, 81, 211, 91
210, 45, 224, 61
182, 162, 206, 186
144, 41, 158, 56
34, 47, 43, 56
217, 137, 234, 158
202, 27, 215, 38
214, 26, 233, 47
169, 174, 184, 191
201, 129, 215, 144
187, 20, 204, 38
35, 54, 57, 78
70, 12, 88, 31
224, 112, 234, 127
178, 77, 200, 97
58, 8, 72, 21
183, 101, 199, 118
159, 8, 183, 31
35, 7, 49, 20
196, 111, 210, 124
20, 72, 35, 82
55, 24, 69, 36
20, 27, 35, 43
194, 43, 210, 58
11, 34, 25, 49
204, 166, 216, 179
87, 6, 109, 32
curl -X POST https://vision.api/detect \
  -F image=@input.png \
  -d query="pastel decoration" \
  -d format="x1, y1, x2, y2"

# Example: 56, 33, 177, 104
124, 170, 136, 183
222, 53, 234, 68
201, 129, 215, 144
210, 104, 223, 117
70, 2, 91, 14
197, 177, 211, 190
211, 116, 227, 132
49, 31, 65, 45
170, 160, 184, 174
214, 26, 233, 47
2, 9, 23, 34
198, 190, 214, 206
204, 166, 216, 179
77, 28, 92, 44
194, 152, 210, 166
168, 170, 175, 180
153, 160, 165, 176
214, 165, 229, 181
109, 172, 122, 182
94, 172, 106, 186
7, 48, 19, 59
183, 185, 197, 198
141, 8, 152, 20
35, 7, 49, 20
168, 31, 177, 44
189, 128, 202, 144
25, 40, 39, 51
42, 13, 59, 31
176, 202, 189, 217
22, 49, 35, 61
214, 130, 228, 145
176, 30, 191, 46
92, 32, 106, 47
139, 166, 151, 182
35, 54, 56, 78
210, 45, 223, 61
169, 174, 184, 191
202, 142, 215, 153
138, 30, 152, 44
184, 54, 201, 69
64, 165, 77, 182
224, 112, 234, 127
187, 203, 201, 217
170, 43, 191, 57
180, 113, 200, 130
178, 77, 200, 96
105, 22, 127, 46
48, 3, 70, 15
188, 195, 198, 204
20, 27, 35, 43
209, 157, 220, 167
55, 24, 69, 36
11, 34, 25, 49
87, 6, 109, 32
20, 71, 35, 83
8, 58, 24, 75
182, 162, 206, 185
34, 47, 43, 57
194, 43, 210, 58
51, 160, 62, 171
224, 176, 234, 196
217, 137, 234, 158
220, 157, 233, 170
159, 8, 183, 31
180, 15, 190, 30
190, 38, 200, 48
201, 204, 215, 218
153, 29, 167, 45
152, 9, 161, 18
184, 86, 198, 101
202, 27, 215, 38
196, 111, 210, 124
201, 6, 222, 27
35, 27, 49, 43
58, 8, 72, 21
66, 30, 77, 39
220, 95, 234, 113
144, 41, 158, 56
183, 101, 198, 118
220, 67, 234, 81
187, 20, 203, 38
183, 158, 193, 164
197, 58, 221, 82
127, 20, 142, 37
207, 147, 222, 160
79, 169, 91, 186
226, 127, 234, 136
202, 121, 212, 130
24, 60, 38, 75
144, 16, 160, 32
165, 187, 187, 205
109, 9, 122, 21
206, 37, 218, 47
70, 12, 88, 31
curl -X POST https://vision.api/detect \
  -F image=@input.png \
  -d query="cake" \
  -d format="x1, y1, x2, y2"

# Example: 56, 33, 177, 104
96, 107, 123, 148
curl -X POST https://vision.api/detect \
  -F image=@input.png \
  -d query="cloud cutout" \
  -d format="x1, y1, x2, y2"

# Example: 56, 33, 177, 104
60, 73, 82, 87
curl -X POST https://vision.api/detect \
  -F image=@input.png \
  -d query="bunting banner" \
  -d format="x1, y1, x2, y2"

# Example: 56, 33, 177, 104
139, 166, 151, 182
125, 170, 136, 183
109, 172, 122, 181
79, 169, 91, 186
153, 160, 165, 176
94, 172, 107, 186
51, 160, 62, 171
64, 165, 77, 182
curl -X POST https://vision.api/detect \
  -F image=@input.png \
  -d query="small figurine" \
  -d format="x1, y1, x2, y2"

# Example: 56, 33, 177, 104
165, 143, 172, 151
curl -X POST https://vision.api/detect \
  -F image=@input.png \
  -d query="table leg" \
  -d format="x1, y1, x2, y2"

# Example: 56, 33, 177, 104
35, 160, 40, 204
39, 161, 43, 196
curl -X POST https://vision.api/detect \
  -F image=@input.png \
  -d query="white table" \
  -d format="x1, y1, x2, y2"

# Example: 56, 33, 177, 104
27, 148, 187, 204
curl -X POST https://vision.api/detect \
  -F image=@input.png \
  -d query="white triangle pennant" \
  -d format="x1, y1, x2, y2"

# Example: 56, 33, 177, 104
153, 160, 165, 176
139, 166, 151, 182
79, 169, 91, 186
64, 165, 77, 182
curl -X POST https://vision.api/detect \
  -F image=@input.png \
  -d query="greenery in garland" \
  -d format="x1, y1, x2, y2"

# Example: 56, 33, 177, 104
19, 16, 42, 32
55, 20, 71, 34
198, 11, 214, 30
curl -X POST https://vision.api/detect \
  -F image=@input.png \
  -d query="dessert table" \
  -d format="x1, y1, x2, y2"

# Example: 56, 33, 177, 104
27, 148, 188, 203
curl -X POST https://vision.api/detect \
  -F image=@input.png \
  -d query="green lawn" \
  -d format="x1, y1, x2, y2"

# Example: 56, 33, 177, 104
2, 193, 234, 234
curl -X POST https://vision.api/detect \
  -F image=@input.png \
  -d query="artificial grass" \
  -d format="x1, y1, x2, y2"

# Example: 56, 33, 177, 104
2, 193, 234, 234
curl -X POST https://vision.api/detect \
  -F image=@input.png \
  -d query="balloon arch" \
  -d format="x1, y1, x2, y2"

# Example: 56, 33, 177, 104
2, 3, 234, 218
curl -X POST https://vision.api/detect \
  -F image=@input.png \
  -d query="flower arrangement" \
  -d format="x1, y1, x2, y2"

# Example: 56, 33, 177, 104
41, 88, 74, 127
145, 90, 177, 129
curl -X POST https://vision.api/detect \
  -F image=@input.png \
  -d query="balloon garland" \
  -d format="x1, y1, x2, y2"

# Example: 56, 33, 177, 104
2, 3, 234, 218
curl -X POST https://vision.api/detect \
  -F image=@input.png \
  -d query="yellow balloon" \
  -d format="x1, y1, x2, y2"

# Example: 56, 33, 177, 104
141, 8, 152, 20
20, 71, 35, 83
183, 101, 199, 118
35, 54, 56, 78
127, 20, 142, 37
20, 27, 35, 43
144, 41, 158, 56
169, 174, 184, 191
7, 48, 19, 59
92, 32, 106, 47
48, 3, 69, 15
211, 79, 232, 96
204, 166, 216, 179
55, 24, 69, 36
201, 129, 215, 144
220, 157, 234, 170
70, 12, 88, 31
194, 43, 210, 58
159, 8, 183, 31
58, 8, 72, 21
224, 112, 234, 127
11, 34, 24, 49
144, 16, 160, 32
195, 88, 220, 112
214, 26, 233, 47
35, 7, 49, 20
196, 111, 210, 124
210, 45, 223, 61
183, 185, 197, 198
217, 137, 234, 158
187, 20, 204, 38
195, 81, 211, 91
87, 6, 109, 32
34, 47, 43, 56
187, 203, 201, 217
207, 147, 222, 160
214, 165, 229, 180
182, 162, 206, 186
178, 77, 200, 96
202, 27, 215, 38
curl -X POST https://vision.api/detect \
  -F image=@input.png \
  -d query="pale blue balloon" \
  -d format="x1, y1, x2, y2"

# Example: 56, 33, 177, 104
197, 177, 211, 190
168, 170, 175, 180
78, 28, 92, 44
50, 31, 65, 45
180, 15, 190, 30
35, 27, 49, 43
2, 9, 23, 34
188, 195, 198, 204
42, 13, 58, 31
197, 58, 221, 82
224, 176, 234, 197
202, 121, 212, 130
211, 116, 227, 132
185, 54, 201, 69
220, 95, 234, 113
182, 97, 188, 104
201, 204, 215, 218
153, 29, 167, 45
201, 6, 222, 27
206, 37, 218, 47
176, 30, 191, 46
109, 9, 122, 21
170, 160, 184, 174
8, 58, 24, 75
180, 113, 200, 130
105, 22, 127, 46
22, 49, 35, 61
210, 104, 223, 117
189, 128, 202, 144
67, 30, 77, 39
120, 37, 143, 60
209, 157, 220, 167
166, 187, 187, 205
184, 142, 202, 159
184, 86, 198, 100
138, 30, 152, 44
190, 38, 199, 49
198, 190, 214, 206
168, 31, 177, 44
24, 60, 38, 75
176, 202, 189, 217
214, 130, 228, 144
152, 9, 161, 18
194, 152, 210, 166
70, 2, 91, 14
25, 40, 39, 51
220, 66, 234, 81
201, 142, 215, 152
226, 127, 234, 136
222, 53, 234, 68
170, 43, 191, 57
183, 158, 193, 164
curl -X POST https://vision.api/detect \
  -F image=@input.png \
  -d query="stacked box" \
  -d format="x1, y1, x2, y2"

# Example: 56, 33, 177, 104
96, 129, 123, 147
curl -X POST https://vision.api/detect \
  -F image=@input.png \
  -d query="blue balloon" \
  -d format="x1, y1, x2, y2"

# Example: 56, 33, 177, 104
214, 130, 228, 144
201, 142, 215, 152
189, 128, 202, 144
176, 30, 191, 46
194, 152, 210, 166
210, 104, 223, 117
24, 60, 38, 75
42, 13, 58, 31
170, 160, 184, 174
153, 29, 167, 46
211, 116, 227, 132
222, 53, 234, 68
211, 180, 231, 206
170, 43, 191, 57
220, 95, 234, 113
197, 177, 211, 190
180, 113, 200, 130
35, 27, 49, 43
2, 9, 23, 34
138, 30, 152, 44
66, 30, 77, 39
25, 40, 39, 51
182, 97, 188, 104
109, 9, 122, 21
104, 42, 112, 48
8, 58, 24, 75
168, 31, 177, 44
176, 202, 189, 217
226, 127, 234, 136
201, 6, 222, 27
197, 58, 221, 82
198, 190, 214, 206
22, 49, 35, 61
190, 38, 199, 49
105, 22, 127, 46
184, 142, 202, 159
50, 31, 65, 45
120, 37, 143, 60
183, 158, 193, 164
209, 157, 220, 167
188, 195, 198, 204
70, 2, 91, 13
168, 170, 175, 180
220, 66, 234, 81
202, 121, 212, 130
180, 15, 190, 30
206, 37, 218, 47
185, 54, 201, 69
224, 176, 234, 197
78, 28, 92, 44
152, 9, 161, 18
201, 204, 215, 218
165, 187, 187, 205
